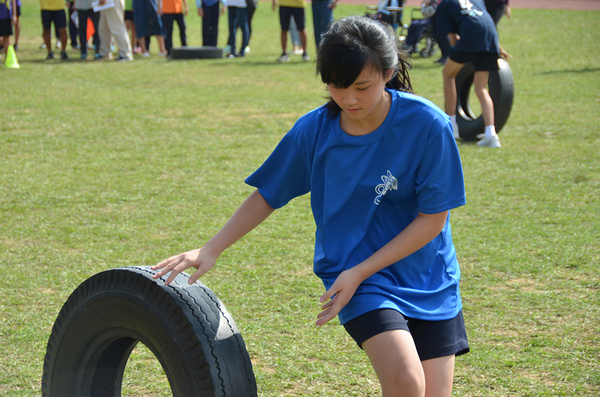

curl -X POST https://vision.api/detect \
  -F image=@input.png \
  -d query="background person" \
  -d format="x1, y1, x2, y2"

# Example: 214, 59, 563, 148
196, 0, 224, 46
97, 0, 133, 60
272, 0, 308, 62
436, 0, 503, 147
160, 0, 187, 55
311, 0, 336, 49
74, 0, 100, 59
39, 0, 69, 59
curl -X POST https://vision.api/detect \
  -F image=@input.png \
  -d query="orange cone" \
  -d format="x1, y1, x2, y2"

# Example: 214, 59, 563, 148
4, 45, 20, 69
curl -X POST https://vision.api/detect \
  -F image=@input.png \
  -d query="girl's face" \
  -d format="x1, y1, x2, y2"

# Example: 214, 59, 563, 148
327, 65, 393, 135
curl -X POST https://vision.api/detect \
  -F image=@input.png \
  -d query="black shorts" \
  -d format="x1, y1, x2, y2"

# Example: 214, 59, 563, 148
41, 9, 67, 31
124, 10, 133, 21
17, 6, 22, 17
343, 309, 470, 361
450, 50, 500, 72
0, 18, 13, 36
279, 6, 305, 31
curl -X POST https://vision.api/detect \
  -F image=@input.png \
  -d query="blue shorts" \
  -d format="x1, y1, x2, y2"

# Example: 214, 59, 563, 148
279, 6, 305, 31
41, 10, 67, 31
343, 309, 470, 361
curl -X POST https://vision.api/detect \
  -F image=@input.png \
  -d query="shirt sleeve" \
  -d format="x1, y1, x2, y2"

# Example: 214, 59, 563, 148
415, 119, 466, 214
245, 130, 311, 209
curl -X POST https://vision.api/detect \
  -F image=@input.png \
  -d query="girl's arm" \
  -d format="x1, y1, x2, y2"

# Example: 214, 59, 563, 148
316, 210, 449, 326
152, 189, 275, 285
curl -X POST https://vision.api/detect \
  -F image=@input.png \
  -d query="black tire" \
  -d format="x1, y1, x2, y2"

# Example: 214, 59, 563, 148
42, 266, 257, 397
170, 46, 224, 59
455, 58, 514, 141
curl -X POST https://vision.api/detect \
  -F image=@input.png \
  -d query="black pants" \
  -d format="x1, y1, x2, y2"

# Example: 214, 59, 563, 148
76, 9, 100, 55
162, 13, 187, 54
202, 2, 220, 46
68, 2, 78, 47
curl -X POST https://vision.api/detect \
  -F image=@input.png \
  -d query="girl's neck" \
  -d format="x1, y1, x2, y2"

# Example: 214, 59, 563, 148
339, 90, 392, 137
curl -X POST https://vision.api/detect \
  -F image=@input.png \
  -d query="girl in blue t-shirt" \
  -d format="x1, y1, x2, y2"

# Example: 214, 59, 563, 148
153, 16, 468, 397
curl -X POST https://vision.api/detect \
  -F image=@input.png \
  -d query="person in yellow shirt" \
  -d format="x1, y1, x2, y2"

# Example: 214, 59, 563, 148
272, 0, 308, 62
39, 0, 69, 59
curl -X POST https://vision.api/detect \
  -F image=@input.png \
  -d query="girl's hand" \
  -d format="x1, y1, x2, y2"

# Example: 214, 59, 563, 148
151, 248, 217, 286
316, 268, 362, 326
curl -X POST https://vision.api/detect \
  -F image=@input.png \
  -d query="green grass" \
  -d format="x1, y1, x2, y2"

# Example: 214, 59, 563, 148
1, 1, 599, 396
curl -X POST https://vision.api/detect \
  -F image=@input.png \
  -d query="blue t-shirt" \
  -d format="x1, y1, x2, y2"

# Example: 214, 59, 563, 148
246, 90, 466, 323
436, 0, 499, 54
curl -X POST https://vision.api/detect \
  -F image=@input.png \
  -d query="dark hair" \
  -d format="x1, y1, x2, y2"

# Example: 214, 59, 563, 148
316, 16, 413, 114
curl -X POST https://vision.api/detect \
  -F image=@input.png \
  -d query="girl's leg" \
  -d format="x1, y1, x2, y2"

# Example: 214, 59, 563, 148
442, 59, 465, 117
473, 70, 494, 127
362, 330, 425, 397
442, 59, 465, 137
422, 355, 455, 397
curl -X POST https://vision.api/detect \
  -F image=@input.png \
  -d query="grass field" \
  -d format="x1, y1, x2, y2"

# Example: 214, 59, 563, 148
1, 1, 599, 396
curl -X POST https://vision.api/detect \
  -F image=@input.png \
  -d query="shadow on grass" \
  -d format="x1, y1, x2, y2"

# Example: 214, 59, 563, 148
541, 66, 600, 74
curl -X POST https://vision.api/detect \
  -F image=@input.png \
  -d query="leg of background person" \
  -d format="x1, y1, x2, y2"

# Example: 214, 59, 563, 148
14, 15, 20, 47
43, 28, 52, 52
473, 70, 494, 127
422, 355, 455, 397
59, 27, 68, 52
442, 59, 464, 116
98, 8, 111, 58
362, 330, 426, 397
91, 12, 101, 53
298, 29, 307, 54
227, 7, 238, 54
110, 0, 132, 58
1, 36, 9, 56
176, 13, 186, 47
280, 29, 288, 54
77, 10, 88, 56
238, 8, 249, 55
162, 14, 174, 53
68, 3, 79, 48
247, 2, 255, 43
311, 0, 331, 49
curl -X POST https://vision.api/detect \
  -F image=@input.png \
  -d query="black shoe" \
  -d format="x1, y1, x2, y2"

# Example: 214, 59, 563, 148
13, 44, 17, 51
61, 50, 70, 60
46, 51, 54, 60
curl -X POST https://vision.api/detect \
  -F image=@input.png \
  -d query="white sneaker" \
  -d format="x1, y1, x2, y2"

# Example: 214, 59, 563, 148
223, 44, 232, 55
477, 134, 502, 148
278, 53, 290, 63
142, 52, 151, 58
302, 53, 310, 62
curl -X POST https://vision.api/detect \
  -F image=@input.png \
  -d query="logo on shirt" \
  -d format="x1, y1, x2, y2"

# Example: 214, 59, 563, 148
459, 0, 483, 17
374, 170, 398, 205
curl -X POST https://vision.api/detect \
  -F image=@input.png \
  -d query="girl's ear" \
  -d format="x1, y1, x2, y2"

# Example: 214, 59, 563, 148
385, 69, 394, 83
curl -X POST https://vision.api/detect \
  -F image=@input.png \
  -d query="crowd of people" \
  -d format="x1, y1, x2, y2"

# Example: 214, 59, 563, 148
0, 0, 339, 62
2, 0, 510, 146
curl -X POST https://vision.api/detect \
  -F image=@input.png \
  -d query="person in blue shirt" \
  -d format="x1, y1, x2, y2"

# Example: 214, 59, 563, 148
436, 0, 504, 147
153, 15, 469, 397
197, 0, 224, 47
